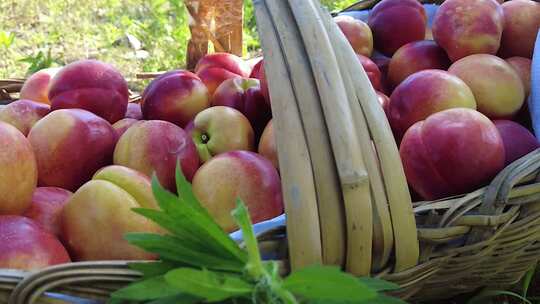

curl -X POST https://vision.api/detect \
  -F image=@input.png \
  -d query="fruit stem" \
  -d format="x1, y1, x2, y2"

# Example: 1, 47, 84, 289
201, 133, 210, 144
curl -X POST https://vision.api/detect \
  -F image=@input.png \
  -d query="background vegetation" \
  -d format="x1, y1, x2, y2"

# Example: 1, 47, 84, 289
0, 0, 357, 90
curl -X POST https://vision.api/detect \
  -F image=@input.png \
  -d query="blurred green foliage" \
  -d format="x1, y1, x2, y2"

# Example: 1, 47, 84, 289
0, 0, 358, 89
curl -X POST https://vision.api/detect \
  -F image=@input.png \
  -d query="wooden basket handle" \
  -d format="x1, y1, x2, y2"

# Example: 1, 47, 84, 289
254, 0, 420, 275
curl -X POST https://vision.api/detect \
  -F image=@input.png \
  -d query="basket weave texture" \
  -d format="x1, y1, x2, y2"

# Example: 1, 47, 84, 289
1, 0, 540, 303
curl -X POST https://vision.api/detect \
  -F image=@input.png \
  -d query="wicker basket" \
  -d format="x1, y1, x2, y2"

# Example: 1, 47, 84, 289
2, 0, 540, 303
0, 79, 24, 105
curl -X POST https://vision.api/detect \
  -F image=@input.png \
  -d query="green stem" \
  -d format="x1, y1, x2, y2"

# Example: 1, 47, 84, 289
232, 200, 299, 304
231, 199, 265, 279
271, 283, 298, 304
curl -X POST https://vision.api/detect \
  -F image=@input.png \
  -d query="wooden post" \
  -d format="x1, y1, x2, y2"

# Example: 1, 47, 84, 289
185, 0, 244, 70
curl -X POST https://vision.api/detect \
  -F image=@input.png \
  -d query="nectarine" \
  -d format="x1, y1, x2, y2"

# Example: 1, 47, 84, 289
499, 0, 540, 58
368, 0, 427, 56
20, 67, 61, 105
0, 99, 50, 136
258, 120, 278, 170
28, 109, 116, 191
388, 70, 477, 139
494, 120, 540, 166
449, 54, 525, 118
191, 106, 255, 162
192, 151, 283, 232
114, 120, 200, 191
432, 0, 504, 61
142, 70, 210, 128
0, 216, 70, 270
0, 122, 38, 215
23, 187, 73, 237
388, 40, 451, 88
334, 15, 374, 57
400, 108, 505, 200
212, 77, 272, 138
48, 60, 129, 123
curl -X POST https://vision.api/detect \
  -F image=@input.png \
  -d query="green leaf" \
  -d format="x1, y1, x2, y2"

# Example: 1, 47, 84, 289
125, 233, 244, 272
131, 208, 227, 256
283, 265, 377, 302
307, 294, 405, 304
105, 298, 124, 304
150, 174, 247, 263
0, 31, 15, 48
357, 277, 400, 292
467, 289, 532, 304
110, 276, 181, 301
147, 294, 200, 304
175, 161, 204, 212
164, 268, 254, 302
127, 260, 178, 279
523, 264, 537, 299
231, 199, 264, 279
366, 295, 408, 304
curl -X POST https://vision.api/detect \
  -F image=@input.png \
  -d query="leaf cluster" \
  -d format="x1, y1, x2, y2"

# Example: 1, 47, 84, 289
109, 165, 406, 304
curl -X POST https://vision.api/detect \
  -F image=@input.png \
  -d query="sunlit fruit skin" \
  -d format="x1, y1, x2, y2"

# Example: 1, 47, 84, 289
28, 109, 116, 192
506, 57, 532, 97
448, 54, 525, 119
192, 151, 284, 233
93, 165, 160, 210
142, 70, 210, 128
400, 108, 505, 200
259, 62, 271, 106
258, 120, 278, 170
356, 54, 382, 91
197, 68, 243, 98
20, 67, 61, 105
368, 0, 427, 56
494, 120, 540, 166
388, 40, 451, 88
247, 56, 263, 70
0, 122, 38, 215
0, 216, 71, 271
0, 99, 50, 136
334, 15, 374, 57
48, 59, 129, 124
113, 120, 200, 191
191, 106, 255, 163
432, 0, 504, 62
249, 58, 264, 80
61, 179, 161, 261
194, 52, 251, 77
112, 118, 140, 141
376, 91, 390, 117
125, 103, 143, 120
195, 53, 252, 97
211, 77, 272, 139
23, 187, 73, 237
388, 69, 477, 139
499, 0, 540, 59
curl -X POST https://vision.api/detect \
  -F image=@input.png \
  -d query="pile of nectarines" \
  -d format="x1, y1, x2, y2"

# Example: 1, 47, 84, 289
0, 0, 538, 271
336, 0, 539, 201
0, 52, 283, 270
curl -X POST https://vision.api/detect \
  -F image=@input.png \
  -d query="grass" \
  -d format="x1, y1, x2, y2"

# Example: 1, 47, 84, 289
0, 0, 358, 91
